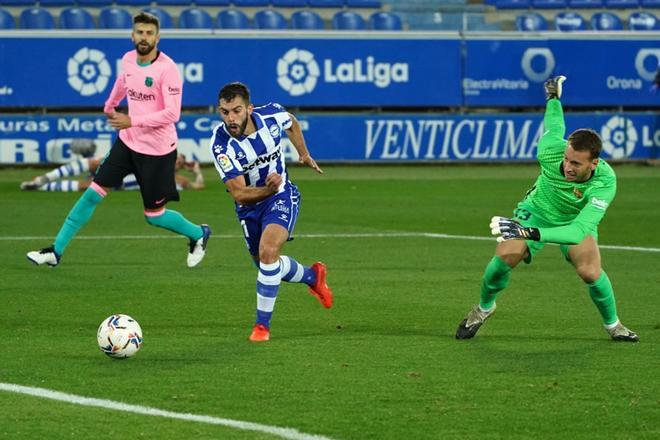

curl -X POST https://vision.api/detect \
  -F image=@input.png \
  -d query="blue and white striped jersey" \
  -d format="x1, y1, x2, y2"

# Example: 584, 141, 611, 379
210, 103, 293, 194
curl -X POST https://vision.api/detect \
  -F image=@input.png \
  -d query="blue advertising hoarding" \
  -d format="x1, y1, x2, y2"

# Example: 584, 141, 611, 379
464, 35, 660, 107
1, 111, 657, 164
0, 34, 461, 108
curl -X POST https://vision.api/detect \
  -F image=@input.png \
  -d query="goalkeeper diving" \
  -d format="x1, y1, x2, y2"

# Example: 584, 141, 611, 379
456, 76, 638, 342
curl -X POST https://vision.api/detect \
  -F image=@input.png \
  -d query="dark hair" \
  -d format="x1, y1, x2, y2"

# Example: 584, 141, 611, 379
218, 82, 250, 105
567, 128, 602, 159
133, 12, 159, 31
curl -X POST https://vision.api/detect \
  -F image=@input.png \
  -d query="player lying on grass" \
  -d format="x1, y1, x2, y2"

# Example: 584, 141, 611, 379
456, 76, 638, 343
21, 153, 204, 192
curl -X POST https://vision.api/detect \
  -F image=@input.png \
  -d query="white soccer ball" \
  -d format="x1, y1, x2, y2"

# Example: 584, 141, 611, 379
97, 314, 143, 359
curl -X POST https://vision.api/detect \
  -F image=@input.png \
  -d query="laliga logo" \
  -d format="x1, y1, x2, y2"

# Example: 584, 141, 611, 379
277, 48, 320, 97
635, 49, 660, 81
67, 48, 111, 97
521, 48, 555, 82
600, 116, 637, 159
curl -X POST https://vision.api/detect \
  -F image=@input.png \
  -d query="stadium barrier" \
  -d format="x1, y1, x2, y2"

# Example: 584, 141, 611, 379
1, 112, 658, 163
0, 31, 658, 107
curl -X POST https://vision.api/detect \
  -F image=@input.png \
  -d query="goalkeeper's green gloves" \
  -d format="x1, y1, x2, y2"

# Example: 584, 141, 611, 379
490, 216, 540, 243
544, 75, 566, 100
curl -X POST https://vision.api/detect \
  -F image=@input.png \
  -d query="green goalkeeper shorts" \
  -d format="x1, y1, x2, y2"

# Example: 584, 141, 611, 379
512, 201, 598, 264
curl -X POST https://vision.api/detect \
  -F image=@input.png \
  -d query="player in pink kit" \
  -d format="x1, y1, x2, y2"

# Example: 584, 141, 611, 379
27, 12, 211, 268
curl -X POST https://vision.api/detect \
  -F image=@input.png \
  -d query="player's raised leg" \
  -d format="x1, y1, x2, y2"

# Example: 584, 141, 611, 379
280, 256, 333, 308
456, 239, 527, 339
566, 236, 638, 342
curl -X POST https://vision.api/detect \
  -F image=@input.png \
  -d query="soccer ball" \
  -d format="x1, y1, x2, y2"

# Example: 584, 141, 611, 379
97, 314, 143, 359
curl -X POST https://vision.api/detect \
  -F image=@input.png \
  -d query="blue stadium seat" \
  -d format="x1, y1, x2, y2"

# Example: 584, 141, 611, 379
309, 0, 345, 7
117, 0, 150, 6
254, 10, 287, 29
217, 9, 250, 29
369, 11, 402, 30
604, 0, 639, 7
233, 0, 271, 5
346, 0, 382, 7
628, 11, 658, 30
495, 0, 531, 8
591, 11, 623, 30
0, 8, 15, 29
179, 8, 213, 29
291, 10, 324, 29
77, 0, 114, 6
196, 0, 231, 5
59, 7, 95, 29
332, 11, 366, 29
640, 0, 660, 6
515, 12, 548, 30
568, 0, 603, 7
99, 7, 132, 29
142, 7, 173, 28
555, 11, 586, 31
272, 0, 308, 5
157, 0, 193, 5
532, 0, 567, 8
19, 8, 55, 29
0, 0, 33, 5
40, 0, 75, 6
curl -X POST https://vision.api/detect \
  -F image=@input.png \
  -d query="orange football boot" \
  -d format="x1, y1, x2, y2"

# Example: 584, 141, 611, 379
249, 324, 270, 342
308, 262, 334, 309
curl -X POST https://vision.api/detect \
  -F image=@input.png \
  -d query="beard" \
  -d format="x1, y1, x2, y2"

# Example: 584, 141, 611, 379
229, 117, 248, 137
135, 41, 154, 56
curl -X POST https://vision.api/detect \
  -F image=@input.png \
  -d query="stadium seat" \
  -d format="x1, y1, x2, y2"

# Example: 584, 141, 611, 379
555, 12, 586, 31
515, 12, 548, 31
568, 0, 603, 7
272, 0, 308, 5
532, 0, 567, 8
142, 7, 173, 28
494, 0, 531, 8
59, 7, 95, 29
19, 8, 55, 29
309, 0, 345, 7
604, 0, 639, 7
332, 11, 366, 30
179, 8, 213, 29
117, 0, 150, 6
591, 12, 623, 30
254, 10, 288, 29
0, 0, 33, 5
0, 8, 15, 29
99, 7, 132, 29
369, 11, 402, 30
40, 0, 75, 6
157, 0, 193, 5
346, 0, 382, 7
77, 0, 114, 6
291, 10, 324, 29
640, 0, 660, 6
195, 0, 231, 5
217, 9, 250, 29
234, 0, 270, 5
628, 11, 658, 30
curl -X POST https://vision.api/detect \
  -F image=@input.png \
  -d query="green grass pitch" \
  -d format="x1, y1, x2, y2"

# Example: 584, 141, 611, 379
0, 164, 658, 439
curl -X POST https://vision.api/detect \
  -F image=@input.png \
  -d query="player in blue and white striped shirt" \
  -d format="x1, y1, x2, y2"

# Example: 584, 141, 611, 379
210, 82, 333, 342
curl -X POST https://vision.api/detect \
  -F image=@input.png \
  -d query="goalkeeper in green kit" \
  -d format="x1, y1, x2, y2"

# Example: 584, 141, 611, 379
456, 76, 638, 342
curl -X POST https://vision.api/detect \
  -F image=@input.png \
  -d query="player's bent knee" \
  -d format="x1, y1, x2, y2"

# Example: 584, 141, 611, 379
576, 265, 601, 284
259, 246, 280, 264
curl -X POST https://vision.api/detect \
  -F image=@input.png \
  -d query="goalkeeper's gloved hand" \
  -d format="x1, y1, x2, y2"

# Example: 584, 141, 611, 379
544, 75, 566, 101
490, 216, 540, 243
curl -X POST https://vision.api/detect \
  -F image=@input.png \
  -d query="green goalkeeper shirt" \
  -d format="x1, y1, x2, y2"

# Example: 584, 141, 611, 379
523, 99, 617, 245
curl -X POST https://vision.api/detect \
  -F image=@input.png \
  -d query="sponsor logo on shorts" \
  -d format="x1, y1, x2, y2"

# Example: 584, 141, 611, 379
271, 199, 290, 214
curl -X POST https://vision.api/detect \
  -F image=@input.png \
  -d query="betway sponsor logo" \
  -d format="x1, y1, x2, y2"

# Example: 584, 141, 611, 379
127, 89, 156, 102
463, 78, 529, 95
324, 57, 408, 88
364, 119, 545, 160
246, 150, 281, 171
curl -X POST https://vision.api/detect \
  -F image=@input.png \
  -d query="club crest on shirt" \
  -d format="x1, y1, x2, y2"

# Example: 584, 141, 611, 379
145, 77, 153, 87
269, 124, 280, 138
216, 154, 233, 172
573, 187, 583, 199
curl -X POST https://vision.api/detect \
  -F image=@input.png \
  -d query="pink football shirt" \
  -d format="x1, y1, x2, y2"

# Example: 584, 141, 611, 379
104, 50, 182, 156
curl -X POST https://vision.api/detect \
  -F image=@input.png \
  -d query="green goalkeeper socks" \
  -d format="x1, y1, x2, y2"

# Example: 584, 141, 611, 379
479, 255, 512, 310
588, 271, 619, 326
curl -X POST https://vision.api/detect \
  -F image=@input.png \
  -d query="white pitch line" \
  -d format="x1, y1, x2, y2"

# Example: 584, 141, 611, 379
2, 232, 659, 253
0, 383, 335, 440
